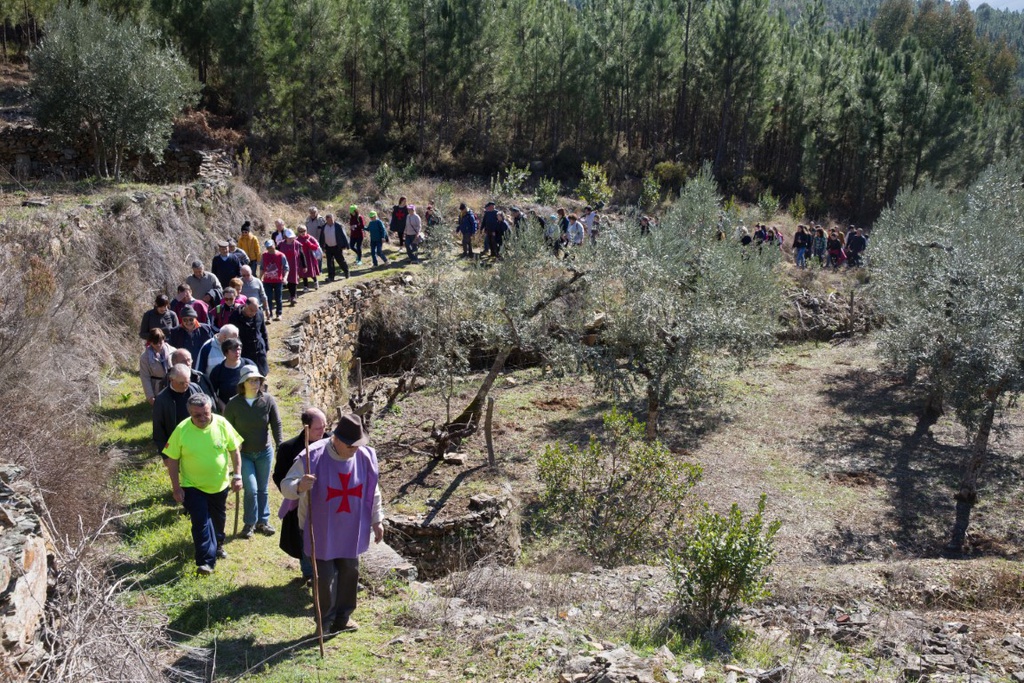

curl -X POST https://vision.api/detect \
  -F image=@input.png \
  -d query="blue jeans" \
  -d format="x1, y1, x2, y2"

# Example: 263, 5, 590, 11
370, 239, 387, 266
795, 247, 806, 268
266, 282, 283, 317
241, 445, 273, 526
404, 234, 419, 262
182, 486, 228, 568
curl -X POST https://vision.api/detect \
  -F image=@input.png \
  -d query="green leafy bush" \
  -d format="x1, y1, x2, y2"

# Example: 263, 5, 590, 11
640, 172, 660, 212
789, 193, 806, 221
535, 176, 562, 206
490, 163, 531, 199
374, 162, 399, 198
654, 161, 689, 191
537, 408, 702, 566
666, 495, 780, 633
577, 162, 613, 207
757, 189, 780, 221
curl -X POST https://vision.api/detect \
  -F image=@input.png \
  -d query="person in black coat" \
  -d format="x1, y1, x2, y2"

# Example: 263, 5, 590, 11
229, 298, 269, 376
212, 241, 242, 288
152, 365, 202, 452
273, 407, 329, 584
139, 294, 179, 339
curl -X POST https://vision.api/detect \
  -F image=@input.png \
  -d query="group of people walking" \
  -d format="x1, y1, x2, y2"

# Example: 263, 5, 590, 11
737, 222, 869, 269
138, 212, 388, 638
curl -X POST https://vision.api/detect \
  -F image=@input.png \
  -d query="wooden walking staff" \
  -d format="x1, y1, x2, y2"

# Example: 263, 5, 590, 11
304, 425, 326, 658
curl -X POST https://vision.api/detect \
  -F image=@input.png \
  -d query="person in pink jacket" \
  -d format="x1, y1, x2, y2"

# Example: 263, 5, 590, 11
295, 225, 322, 291
277, 229, 302, 307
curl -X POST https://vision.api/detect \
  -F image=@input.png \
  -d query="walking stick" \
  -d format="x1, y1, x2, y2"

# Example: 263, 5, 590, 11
305, 425, 326, 658
233, 488, 240, 535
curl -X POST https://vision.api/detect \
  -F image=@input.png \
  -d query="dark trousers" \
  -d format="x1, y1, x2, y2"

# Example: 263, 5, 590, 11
324, 243, 349, 280
182, 486, 228, 568
404, 234, 419, 262
488, 231, 502, 258
351, 237, 363, 262
315, 557, 360, 630
461, 233, 473, 256
266, 282, 283, 317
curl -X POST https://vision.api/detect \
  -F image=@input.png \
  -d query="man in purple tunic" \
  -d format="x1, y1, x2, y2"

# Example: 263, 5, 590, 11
281, 413, 384, 635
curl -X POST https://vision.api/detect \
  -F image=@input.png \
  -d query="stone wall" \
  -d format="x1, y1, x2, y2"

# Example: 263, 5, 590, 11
0, 465, 53, 678
0, 124, 233, 182
292, 276, 522, 579
286, 274, 416, 412
385, 492, 521, 580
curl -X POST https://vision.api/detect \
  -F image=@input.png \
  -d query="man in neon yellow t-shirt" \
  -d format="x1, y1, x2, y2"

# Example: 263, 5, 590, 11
164, 393, 244, 575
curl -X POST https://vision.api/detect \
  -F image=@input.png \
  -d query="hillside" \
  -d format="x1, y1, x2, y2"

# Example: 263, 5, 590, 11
51, 174, 1017, 682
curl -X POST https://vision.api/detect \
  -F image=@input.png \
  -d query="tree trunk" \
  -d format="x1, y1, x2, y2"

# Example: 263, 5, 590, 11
448, 346, 511, 431
947, 397, 997, 554
645, 385, 660, 441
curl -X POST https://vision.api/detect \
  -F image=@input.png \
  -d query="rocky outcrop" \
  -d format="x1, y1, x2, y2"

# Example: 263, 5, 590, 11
0, 465, 53, 677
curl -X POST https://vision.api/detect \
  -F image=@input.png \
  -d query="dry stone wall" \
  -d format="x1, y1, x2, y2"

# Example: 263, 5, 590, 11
294, 277, 522, 579
0, 465, 53, 677
286, 274, 416, 411
0, 124, 233, 182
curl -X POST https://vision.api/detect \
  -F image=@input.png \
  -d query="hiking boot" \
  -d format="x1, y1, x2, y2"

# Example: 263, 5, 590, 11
240, 524, 255, 539
313, 280, 319, 290
216, 546, 228, 559
197, 564, 214, 576
255, 522, 275, 536
331, 618, 359, 633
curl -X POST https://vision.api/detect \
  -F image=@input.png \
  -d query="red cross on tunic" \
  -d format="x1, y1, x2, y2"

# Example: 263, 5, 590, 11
326, 472, 363, 514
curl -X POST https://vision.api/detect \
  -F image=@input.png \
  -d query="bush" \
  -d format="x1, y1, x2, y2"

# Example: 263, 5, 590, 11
32, 2, 198, 180
666, 495, 780, 634
535, 176, 562, 206
653, 161, 689, 191
374, 162, 399, 198
536, 408, 702, 566
789, 193, 806, 221
757, 189, 780, 221
640, 172, 660, 212
577, 162, 613, 207
490, 163, 531, 199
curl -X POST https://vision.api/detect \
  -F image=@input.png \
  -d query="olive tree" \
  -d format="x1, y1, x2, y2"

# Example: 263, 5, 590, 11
586, 164, 780, 438
870, 163, 1024, 553
32, 3, 198, 179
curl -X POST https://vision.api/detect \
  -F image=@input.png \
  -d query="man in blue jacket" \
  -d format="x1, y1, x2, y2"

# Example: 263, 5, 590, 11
456, 203, 478, 258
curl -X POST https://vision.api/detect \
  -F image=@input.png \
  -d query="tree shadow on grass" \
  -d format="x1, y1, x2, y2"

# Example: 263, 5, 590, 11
168, 613, 325, 680
169, 581, 313, 635
807, 367, 1024, 561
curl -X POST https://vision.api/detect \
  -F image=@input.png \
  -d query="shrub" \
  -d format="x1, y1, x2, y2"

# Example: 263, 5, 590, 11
640, 172, 660, 212
490, 163, 531, 199
374, 162, 399, 198
654, 161, 689, 191
666, 495, 780, 634
535, 176, 562, 206
577, 162, 613, 207
757, 189, 780, 221
789, 193, 806, 221
537, 408, 702, 566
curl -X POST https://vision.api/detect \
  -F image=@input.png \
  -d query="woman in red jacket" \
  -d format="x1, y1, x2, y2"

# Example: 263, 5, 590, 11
295, 225, 322, 291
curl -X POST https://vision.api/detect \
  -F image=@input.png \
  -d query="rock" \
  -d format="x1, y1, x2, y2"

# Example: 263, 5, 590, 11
442, 453, 467, 466
725, 673, 738, 683
360, 541, 418, 584
280, 354, 300, 368
21, 198, 49, 207
656, 645, 674, 662
468, 494, 497, 510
